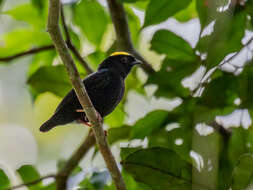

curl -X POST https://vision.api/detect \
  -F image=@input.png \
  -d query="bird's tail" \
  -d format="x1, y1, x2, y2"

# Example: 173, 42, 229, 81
39, 118, 57, 132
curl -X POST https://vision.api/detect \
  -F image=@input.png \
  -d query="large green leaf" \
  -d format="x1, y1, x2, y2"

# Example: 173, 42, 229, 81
231, 154, 253, 190
151, 30, 196, 62
17, 165, 42, 190
0, 29, 51, 58
143, 0, 192, 27
108, 125, 131, 144
121, 147, 192, 190
0, 169, 10, 190
27, 65, 72, 98
73, 0, 109, 47
148, 126, 192, 161
130, 110, 170, 139
4, 4, 44, 28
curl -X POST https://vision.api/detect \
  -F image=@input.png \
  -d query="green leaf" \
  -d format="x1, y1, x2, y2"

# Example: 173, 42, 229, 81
205, 8, 246, 69
231, 154, 253, 190
17, 165, 42, 190
196, 0, 212, 28
196, 0, 230, 28
148, 126, 192, 161
0, 169, 10, 190
27, 50, 56, 77
237, 65, 253, 109
143, 0, 192, 27
27, 65, 72, 98
151, 30, 196, 62
174, 0, 197, 22
40, 183, 56, 190
121, 147, 192, 190
147, 58, 200, 98
120, 147, 143, 160
104, 103, 125, 127
228, 128, 248, 166
73, 0, 109, 47
0, 29, 51, 58
4, 4, 44, 28
130, 110, 169, 139
199, 72, 239, 108
108, 125, 131, 144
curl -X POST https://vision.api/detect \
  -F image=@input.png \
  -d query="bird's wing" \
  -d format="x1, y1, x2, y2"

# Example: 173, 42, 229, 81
84, 68, 111, 90
54, 68, 111, 113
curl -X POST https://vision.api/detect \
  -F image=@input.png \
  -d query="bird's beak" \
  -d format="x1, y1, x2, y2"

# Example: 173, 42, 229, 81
131, 58, 142, 66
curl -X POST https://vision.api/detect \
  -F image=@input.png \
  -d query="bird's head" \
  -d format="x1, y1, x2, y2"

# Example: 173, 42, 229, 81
98, 52, 142, 78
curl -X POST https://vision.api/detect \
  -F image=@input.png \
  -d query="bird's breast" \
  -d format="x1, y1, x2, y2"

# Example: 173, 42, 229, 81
89, 77, 125, 117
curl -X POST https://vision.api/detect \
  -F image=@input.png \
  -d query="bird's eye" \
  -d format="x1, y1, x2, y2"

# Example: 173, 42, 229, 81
121, 56, 128, 63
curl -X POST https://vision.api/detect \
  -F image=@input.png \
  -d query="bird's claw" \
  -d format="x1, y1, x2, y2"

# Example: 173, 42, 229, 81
96, 111, 103, 123
104, 130, 108, 136
76, 109, 84, 112
78, 119, 92, 127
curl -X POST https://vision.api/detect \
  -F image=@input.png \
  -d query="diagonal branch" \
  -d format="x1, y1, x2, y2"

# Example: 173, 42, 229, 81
60, 6, 94, 74
0, 45, 54, 62
106, 0, 155, 74
47, 1, 126, 190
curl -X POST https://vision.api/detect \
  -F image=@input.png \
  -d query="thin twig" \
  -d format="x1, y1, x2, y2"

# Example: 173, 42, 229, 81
218, 36, 253, 68
60, 5, 93, 74
106, 0, 155, 74
193, 36, 253, 95
47, 1, 126, 190
0, 45, 54, 62
5, 174, 55, 190
56, 130, 96, 189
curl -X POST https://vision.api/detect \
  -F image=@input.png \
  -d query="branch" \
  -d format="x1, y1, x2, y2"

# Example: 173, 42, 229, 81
47, 1, 126, 190
60, 6, 94, 74
56, 130, 96, 189
106, 0, 155, 74
5, 175, 55, 190
0, 45, 54, 62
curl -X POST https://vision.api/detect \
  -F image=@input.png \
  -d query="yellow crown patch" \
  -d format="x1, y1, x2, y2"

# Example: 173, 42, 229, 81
110, 52, 130, 56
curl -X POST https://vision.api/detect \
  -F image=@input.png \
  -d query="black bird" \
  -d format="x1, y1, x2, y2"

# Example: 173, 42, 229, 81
40, 52, 141, 132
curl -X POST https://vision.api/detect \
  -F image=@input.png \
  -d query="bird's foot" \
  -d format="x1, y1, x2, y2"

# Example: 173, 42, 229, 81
76, 109, 84, 112
78, 119, 92, 127
104, 130, 108, 137
95, 110, 103, 123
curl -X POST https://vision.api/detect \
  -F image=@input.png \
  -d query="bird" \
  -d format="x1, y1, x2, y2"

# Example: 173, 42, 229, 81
39, 52, 142, 132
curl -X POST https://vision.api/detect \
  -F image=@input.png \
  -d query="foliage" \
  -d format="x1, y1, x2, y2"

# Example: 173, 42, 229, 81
1, 0, 253, 189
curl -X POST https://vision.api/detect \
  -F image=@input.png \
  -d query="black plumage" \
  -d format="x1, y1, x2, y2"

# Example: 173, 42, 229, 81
40, 52, 141, 132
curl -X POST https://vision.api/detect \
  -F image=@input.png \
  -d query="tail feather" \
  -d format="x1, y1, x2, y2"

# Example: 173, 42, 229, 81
39, 119, 57, 132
